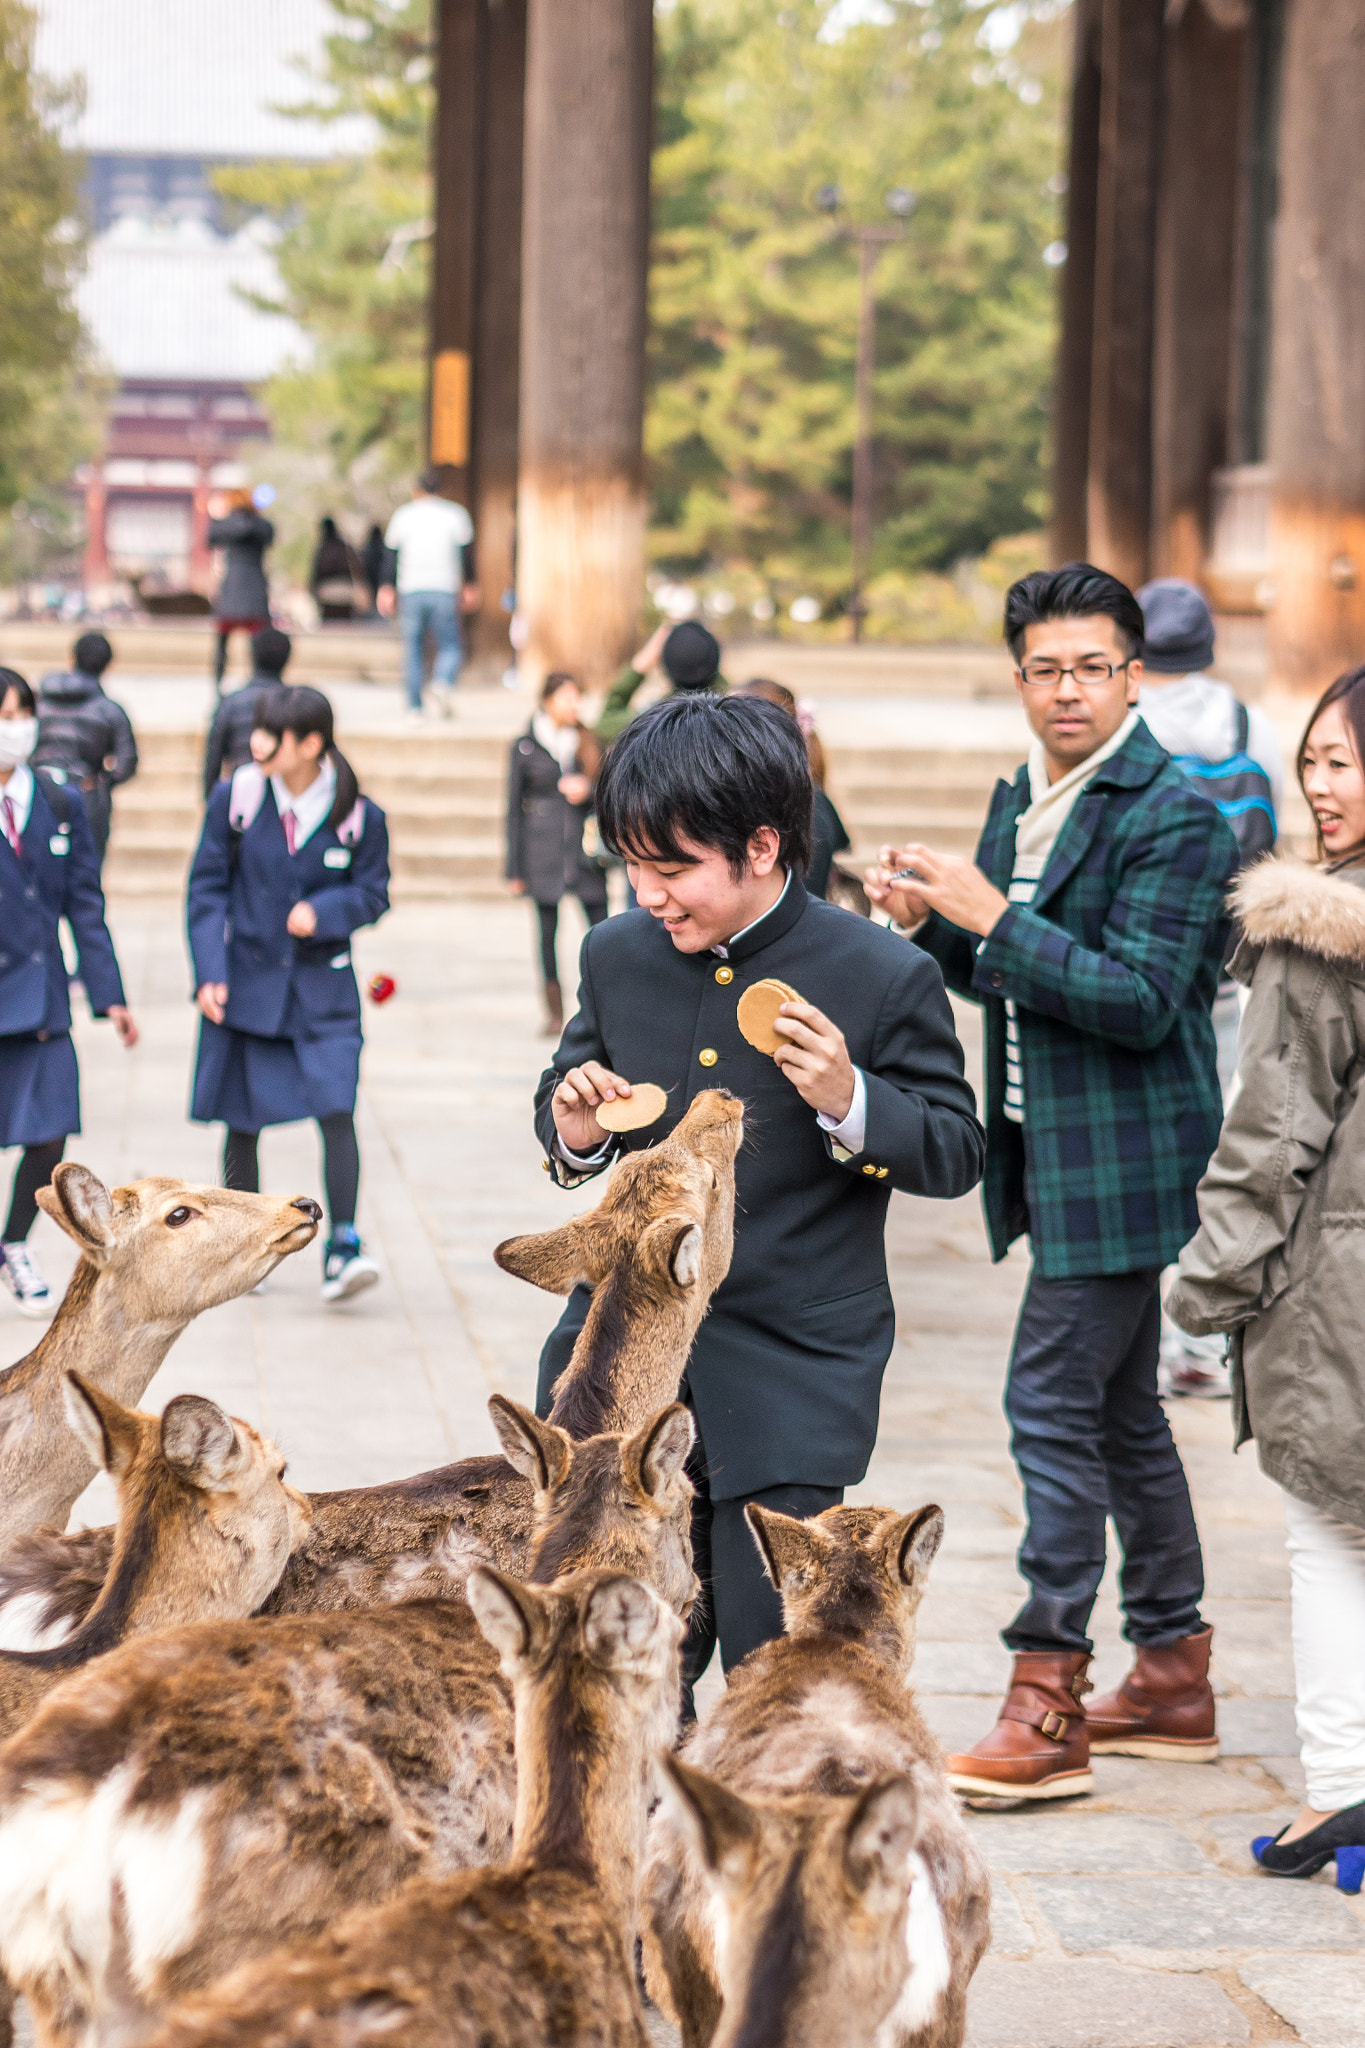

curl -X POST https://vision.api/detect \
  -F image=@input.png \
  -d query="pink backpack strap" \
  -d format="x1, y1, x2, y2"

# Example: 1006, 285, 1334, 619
228, 763, 267, 833
337, 798, 366, 847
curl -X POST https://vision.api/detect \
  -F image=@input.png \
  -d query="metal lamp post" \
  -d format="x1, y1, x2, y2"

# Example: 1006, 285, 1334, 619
818, 185, 918, 640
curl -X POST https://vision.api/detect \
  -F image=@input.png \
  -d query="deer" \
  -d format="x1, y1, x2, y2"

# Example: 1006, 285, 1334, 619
0, 1400, 696, 2046
133, 1567, 680, 2048
0, 1089, 742, 1634
656, 1755, 930, 2048
0, 1164, 321, 1557
642, 1502, 991, 2048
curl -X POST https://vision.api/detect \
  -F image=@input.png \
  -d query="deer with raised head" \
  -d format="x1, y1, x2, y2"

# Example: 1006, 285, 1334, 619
0, 1399, 695, 2045
656, 1755, 931, 2048
136, 1566, 680, 2048
642, 1502, 990, 2048
0, 1165, 321, 1556
1, 1091, 740, 1633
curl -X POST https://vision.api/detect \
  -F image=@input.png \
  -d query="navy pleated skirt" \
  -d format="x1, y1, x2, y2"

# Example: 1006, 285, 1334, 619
0, 1031, 80, 1147
191, 999, 361, 1133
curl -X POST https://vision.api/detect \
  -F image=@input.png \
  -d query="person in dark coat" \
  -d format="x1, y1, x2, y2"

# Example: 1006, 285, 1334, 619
202, 627, 292, 798
533, 693, 984, 1708
595, 619, 726, 745
187, 685, 390, 1305
506, 671, 608, 1035
738, 678, 851, 899
361, 524, 391, 613
33, 633, 138, 866
0, 669, 137, 1318
207, 489, 275, 694
309, 517, 363, 622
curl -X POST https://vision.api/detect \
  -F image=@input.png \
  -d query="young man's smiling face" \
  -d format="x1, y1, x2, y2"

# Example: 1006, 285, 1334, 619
625, 826, 785, 953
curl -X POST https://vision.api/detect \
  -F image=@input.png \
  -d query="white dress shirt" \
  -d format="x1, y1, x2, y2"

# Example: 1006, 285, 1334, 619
0, 764, 35, 841
272, 762, 336, 851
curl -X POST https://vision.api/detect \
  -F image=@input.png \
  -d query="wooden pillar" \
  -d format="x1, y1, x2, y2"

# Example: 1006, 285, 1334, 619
468, 0, 526, 660
1050, 0, 1102, 565
430, 0, 485, 510
1149, 2, 1249, 583
1266, 0, 1365, 693
518, 0, 653, 688
1086, 0, 1164, 589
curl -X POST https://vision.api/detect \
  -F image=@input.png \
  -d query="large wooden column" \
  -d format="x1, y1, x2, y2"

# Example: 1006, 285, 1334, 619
1050, 0, 1102, 565
1266, 0, 1365, 692
517, 0, 653, 688
430, 0, 526, 664
1149, 2, 1248, 582
1085, 0, 1164, 588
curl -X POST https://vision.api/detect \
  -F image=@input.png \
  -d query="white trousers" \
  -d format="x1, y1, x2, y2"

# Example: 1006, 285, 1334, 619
1284, 1491, 1365, 1810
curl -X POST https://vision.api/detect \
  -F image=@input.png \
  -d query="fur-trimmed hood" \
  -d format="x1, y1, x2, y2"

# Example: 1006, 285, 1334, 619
1234, 854, 1365, 964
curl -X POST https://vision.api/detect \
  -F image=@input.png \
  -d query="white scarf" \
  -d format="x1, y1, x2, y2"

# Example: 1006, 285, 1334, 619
532, 710, 580, 775
1015, 708, 1141, 866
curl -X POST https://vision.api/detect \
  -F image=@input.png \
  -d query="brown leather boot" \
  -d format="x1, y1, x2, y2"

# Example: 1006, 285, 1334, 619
945, 1652, 1093, 1801
1085, 1626, 1218, 1761
541, 979, 564, 1037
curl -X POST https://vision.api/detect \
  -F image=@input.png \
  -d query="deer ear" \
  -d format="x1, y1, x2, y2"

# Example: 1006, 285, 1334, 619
37, 1164, 114, 1262
161, 1395, 240, 1484
843, 1776, 920, 1895
467, 1567, 547, 1670
657, 1753, 760, 1880
62, 1372, 144, 1478
494, 1216, 614, 1295
582, 1574, 668, 1672
634, 1216, 703, 1294
888, 1503, 944, 1587
745, 1503, 830, 1596
488, 1396, 572, 1492
626, 1404, 695, 1500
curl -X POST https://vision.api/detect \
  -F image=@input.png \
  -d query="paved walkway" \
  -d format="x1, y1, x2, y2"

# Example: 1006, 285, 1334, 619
2, 895, 1359, 2048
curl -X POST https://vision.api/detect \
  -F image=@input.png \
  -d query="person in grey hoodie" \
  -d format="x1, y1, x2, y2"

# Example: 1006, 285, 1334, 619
1167, 664, 1365, 1892
34, 632, 138, 864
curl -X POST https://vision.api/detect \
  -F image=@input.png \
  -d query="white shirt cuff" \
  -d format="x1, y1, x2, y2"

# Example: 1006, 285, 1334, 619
553, 1132, 614, 1170
818, 1068, 867, 1157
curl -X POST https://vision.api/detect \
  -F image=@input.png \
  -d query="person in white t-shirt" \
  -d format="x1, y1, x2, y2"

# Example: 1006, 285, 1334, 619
377, 471, 478, 716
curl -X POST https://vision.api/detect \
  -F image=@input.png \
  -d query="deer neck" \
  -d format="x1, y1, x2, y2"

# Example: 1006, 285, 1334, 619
510, 1671, 649, 1931
548, 1269, 697, 1437
33, 1258, 189, 1412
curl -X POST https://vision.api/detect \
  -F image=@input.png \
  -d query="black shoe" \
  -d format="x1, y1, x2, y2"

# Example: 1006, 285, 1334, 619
1252, 1799, 1365, 1893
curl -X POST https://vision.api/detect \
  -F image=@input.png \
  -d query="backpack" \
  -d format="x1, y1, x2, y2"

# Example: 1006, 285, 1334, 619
1169, 702, 1276, 869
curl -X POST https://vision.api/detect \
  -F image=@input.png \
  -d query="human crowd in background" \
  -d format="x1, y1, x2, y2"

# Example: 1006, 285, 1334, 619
1, 521, 1363, 1891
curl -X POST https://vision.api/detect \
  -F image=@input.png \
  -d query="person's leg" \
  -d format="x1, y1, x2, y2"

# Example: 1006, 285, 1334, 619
536, 902, 563, 1035
318, 1111, 360, 1233
577, 885, 610, 930
4, 1137, 66, 1242
1285, 1493, 1365, 1815
399, 593, 428, 711
708, 1479, 844, 1675
222, 1128, 260, 1193
429, 590, 462, 694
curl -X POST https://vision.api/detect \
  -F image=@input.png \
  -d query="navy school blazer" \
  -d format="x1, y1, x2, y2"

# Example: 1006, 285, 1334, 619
0, 776, 124, 1036
186, 769, 390, 1039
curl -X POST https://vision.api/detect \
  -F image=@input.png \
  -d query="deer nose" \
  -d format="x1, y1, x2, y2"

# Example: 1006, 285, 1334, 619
291, 1198, 324, 1222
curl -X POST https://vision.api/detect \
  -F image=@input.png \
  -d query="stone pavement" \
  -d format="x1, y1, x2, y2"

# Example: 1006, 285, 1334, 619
2, 894, 1360, 2048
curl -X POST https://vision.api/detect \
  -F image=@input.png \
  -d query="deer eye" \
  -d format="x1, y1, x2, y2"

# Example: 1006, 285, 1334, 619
165, 1206, 200, 1228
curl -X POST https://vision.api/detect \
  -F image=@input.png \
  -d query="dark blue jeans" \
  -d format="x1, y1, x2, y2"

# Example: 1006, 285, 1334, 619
1003, 1265, 1205, 1655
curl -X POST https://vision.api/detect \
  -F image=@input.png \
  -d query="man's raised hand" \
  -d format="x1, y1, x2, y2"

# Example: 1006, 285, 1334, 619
551, 1062, 634, 1155
772, 1002, 856, 1124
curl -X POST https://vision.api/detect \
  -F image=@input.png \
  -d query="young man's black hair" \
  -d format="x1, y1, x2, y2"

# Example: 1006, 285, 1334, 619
1004, 562, 1146, 664
250, 626, 292, 679
594, 692, 813, 878
72, 632, 113, 677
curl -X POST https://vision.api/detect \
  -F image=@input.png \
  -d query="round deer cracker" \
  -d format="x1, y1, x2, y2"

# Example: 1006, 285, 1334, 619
736, 978, 805, 1057
595, 1082, 669, 1133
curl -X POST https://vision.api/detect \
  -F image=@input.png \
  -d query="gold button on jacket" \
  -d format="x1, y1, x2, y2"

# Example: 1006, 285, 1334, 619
714, 965, 733, 985
862, 1161, 878, 1176
699, 1047, 719, 1067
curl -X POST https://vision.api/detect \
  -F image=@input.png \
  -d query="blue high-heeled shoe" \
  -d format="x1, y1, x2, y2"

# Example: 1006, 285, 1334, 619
1251, 1800, 1365, 1893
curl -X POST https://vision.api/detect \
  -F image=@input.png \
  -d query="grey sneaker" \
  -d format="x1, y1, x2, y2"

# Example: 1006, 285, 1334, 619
321, 1231, 381, 1305
0, 1241, 53, 1318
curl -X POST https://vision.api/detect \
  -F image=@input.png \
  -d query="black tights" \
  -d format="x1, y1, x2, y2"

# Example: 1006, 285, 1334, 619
536, 893, 608, 983
4, 1136, 66, 1241
223, 1114, 360, 1232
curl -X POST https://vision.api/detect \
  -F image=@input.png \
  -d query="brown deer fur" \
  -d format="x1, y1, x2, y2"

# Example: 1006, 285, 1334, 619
0, 1166, 320, 1556
0, 1092, 739, 1631
642, 1504, 990, 2048
135, 1568, 681, 2048
656, 1755, 928, 2048
0, 1404, 695, 2044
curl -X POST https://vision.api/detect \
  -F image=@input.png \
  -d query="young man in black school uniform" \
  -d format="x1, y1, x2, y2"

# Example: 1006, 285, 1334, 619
533, 693, 984, 1704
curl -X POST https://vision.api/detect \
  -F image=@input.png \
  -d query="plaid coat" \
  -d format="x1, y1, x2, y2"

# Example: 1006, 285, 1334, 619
915, 719, 1238, 1279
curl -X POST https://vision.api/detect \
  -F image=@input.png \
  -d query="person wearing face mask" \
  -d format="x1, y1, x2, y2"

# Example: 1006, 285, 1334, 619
0, 668, 138, 1317
186, 685, 390, 1304
1167, 664, 1365, 1892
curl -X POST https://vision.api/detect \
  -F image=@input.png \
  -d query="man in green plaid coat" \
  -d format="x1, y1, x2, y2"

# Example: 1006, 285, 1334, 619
870, 562, 1239, 1802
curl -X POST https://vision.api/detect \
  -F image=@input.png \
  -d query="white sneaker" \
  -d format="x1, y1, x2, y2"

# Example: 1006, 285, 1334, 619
1159, 1344, 1232, 1399
321, 1233, 381, 1305
0, 1241, 53, 1318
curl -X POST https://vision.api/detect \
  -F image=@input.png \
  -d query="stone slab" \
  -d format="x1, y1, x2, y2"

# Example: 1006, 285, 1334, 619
983, 1880, 1036, 1955
913, 1640, 1013, 1695
1215, 1697, 1299, 1757
1197, 1812, 1297, 1876
1030, 1874, 1365, 1954
1087, 1758, 1287, 1818
965, 1958, 1249, 2047
1240, 1953, 1365, 2047
967, 1814, 1213, 1876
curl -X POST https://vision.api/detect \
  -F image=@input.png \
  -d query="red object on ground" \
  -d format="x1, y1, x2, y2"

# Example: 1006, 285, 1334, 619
367, 974, 397, 1004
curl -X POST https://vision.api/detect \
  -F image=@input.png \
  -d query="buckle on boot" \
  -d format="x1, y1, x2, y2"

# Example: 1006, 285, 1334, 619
1040, 1710, 1070, 1740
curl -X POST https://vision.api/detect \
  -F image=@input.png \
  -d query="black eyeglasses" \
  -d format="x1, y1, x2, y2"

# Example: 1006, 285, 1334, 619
1017, 659, 1132, 690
